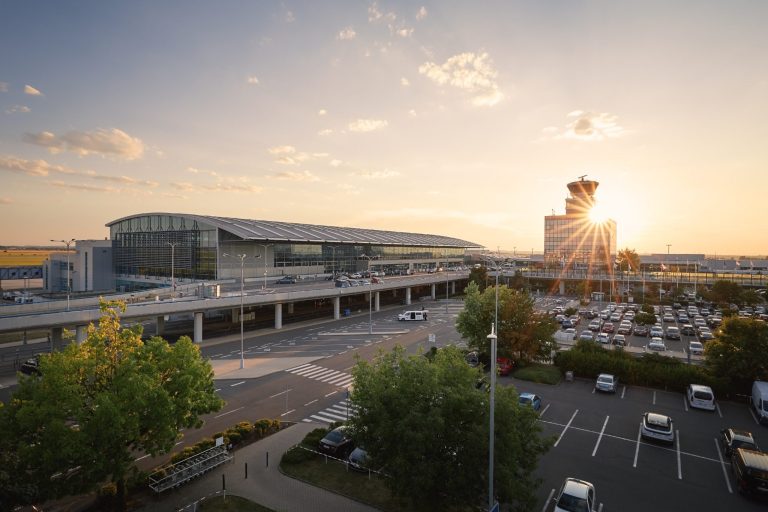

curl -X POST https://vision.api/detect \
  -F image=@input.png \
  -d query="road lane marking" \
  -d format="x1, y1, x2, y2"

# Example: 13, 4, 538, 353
214, 406, 244, 419
749, 407, 759, 425
134, 454, 150, 462
591, 387, 596, 394
325, 390, 338, 397
318, 371, 343, 382
633, 423, 642, 468
215, 388, 221, 392
541, 489, 555, 512
714, 438, 733, 493
304, 399, 318, 406
716, 402, 723, 418
280, 409, 295, 417
339, 350, 348, 355
592, 416, 609, 457
683, 395, 688, 412
269, 389, 292, 398
554, 409, 578, 448
597, 504, 604, 512
653, 391, 656, 405
621, 386, 626, 399
539, 404, 550, 418
230, 381, 245, 387
676, 430, 682, 479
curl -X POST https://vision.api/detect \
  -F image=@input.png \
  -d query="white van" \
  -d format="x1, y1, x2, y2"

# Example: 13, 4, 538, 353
686, 384, 716, 411
398, 310, 428, 321
752, 381, 768, 424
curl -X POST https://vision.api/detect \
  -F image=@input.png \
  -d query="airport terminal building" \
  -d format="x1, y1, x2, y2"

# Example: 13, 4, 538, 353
107, 213, 483, 291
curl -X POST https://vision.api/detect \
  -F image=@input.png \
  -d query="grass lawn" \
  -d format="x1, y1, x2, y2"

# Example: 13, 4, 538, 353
198, 494, 275, 511
280, 455, 415, 512
513, 363, 562, 385
0, 250, 56, 266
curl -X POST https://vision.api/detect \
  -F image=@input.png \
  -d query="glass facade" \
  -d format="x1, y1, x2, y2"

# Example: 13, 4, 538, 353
544, 215, 616, 270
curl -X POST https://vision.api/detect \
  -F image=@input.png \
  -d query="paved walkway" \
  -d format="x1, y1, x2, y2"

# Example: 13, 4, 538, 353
138, 421, 379, 512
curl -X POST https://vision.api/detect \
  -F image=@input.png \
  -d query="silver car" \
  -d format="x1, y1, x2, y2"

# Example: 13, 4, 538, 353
595, 373, 618, 393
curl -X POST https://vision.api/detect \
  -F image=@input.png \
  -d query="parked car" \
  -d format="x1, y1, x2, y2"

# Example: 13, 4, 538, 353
665, 326, 681, 340
681, 324, 696, 336
647, 338, 666, 351
563, 328, 577, 340
601, 322, 615, 334
19, 356, 41, 375
496, 357, 514, 376
633, 324, 649, 336
553, 477, 595, 512
612, 334, 627, 347
699, 330, 715, 341
687, 384, 716, 411
347, 446, 370, 471
579, 330, 594, 342
720, 428, 758, 457
640, 412, 675, 444
318, 426, 354, 457
649, 325, 664, 338
518, 392, 542, 411
689, 341, 704, 355
732, 448, 768, 496
588, 320, 602, 332
595, 373, 618, 393
596, 333, 610, 345
617, 322, 632, 335
276, 276, 297, 284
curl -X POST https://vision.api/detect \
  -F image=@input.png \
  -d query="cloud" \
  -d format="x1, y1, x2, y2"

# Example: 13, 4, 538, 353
368, 2, 395, 23
161, 192, 188, 199
318, 129, 333, 136
268, 145, 329, 165
329, 159, 343, 167
5, 105, 30, 114
0, 82, 8, 92
0, 155, 79, 176
318, 109, 327, 116
349, 169, 400, 179
408, 109, 417, 117
247, 76, 260, 85
555, 111, 625, 141
285, 10, 295, 22
50, 181, 117, 193
269, 170, 321, 182
23, 128, 144, 159
24, 85, 43, 96
400, 77, 410, 86
371, 206, 513, 230
419, 52, 503, 106
268, 145, 296, 155
0, 197, 12, 204
348, 119, 388, 132
171, 181, 262, 193
395, 27, 413, 38
89, 174, 158, 187
337, 27, 356, 40
416, 6, 428, 20
186, 166, 219, 177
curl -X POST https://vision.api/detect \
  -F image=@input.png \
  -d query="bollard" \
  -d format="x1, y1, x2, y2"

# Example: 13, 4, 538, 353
245, 462, 248, 479
222, 473, 226, 491
266, 451, 269, 468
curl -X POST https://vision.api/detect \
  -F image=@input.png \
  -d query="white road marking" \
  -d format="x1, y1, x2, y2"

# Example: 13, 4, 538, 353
597, 503, 604, 512
621, 386, 626, 399
269, 389, 291, 398
318, 371, 344, 382
214, 388, 221, 392
749, 407, 759, 425
344, 365, 355, 371
683, 395, 688, 412
280, 409, 295, 417
716, 402, 723, 418
211, 353, 224, 358
134, 454, 150, 462
338, 350, 348, 355
230, 381, 245, 387
541, 489, 556, 512
214, 406, 244, 419
653, 391, 656, 405
325, 390, 338, 397
554, 409, 578, 448
633, 423, 642, 468
714, 438, 734, 493
592, 416, 610, 457
304, 399, 318, 406
676, 430, 682, 479
591, 387, 596, 394
539, 404, 551, 418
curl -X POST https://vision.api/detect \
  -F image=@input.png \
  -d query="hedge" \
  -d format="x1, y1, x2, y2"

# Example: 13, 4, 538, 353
168, 418, 282, 464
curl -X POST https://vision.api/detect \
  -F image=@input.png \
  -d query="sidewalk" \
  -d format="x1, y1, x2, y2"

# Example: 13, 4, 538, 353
138, 421, 379, 512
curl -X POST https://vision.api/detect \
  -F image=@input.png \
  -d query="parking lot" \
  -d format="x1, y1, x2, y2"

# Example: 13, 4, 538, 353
508, 376, 768, 511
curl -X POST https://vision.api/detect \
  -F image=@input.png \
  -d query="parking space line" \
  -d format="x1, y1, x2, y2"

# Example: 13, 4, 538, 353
716, 402, 723, 418
621, 386, 626, 399
653, 391, 656, 405
554, 409, 579, 448
749, 407, 759, 425
539, 404, 551, 418
676, 430, 682, 479
597, 504, 604, 512
713, 438, 734, 493
683, 395, 688, 412
592, 416, 609, 456
633, 422, 642, 468
591, 387, 596, 394
541, 489, 555, 512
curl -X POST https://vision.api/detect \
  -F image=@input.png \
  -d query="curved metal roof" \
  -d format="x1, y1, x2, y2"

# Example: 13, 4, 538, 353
107, 213, 483, 248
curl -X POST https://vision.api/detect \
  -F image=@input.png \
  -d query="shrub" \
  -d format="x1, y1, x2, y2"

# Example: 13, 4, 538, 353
226, 430, 242, 445
281, 445, 317, 465
234, 421, 254, 438
301, 427, 329, 449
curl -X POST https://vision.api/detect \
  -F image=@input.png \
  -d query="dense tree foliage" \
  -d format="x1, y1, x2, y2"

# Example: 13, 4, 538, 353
468, 265, 489, 292
706, 280, 744, 306
348, 345, 551, 512
456, 282, 558, 363
615, 248, 641, 272
705, 318, 768, 394
0, 301, 223, 511
634, 312, 657, 326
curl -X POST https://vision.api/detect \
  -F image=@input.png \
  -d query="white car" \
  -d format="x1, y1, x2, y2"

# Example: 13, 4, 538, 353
596, 333, 610, 345
554, 477, 595, 512
649, 325, 664, 338
641, 412, 675, 444
689, 341, 704, 355
595, 373, 618, 393
612, 334, 627, 347
687, 384, 716, 411
564, 328, 577, 340
647, 338, 666, 351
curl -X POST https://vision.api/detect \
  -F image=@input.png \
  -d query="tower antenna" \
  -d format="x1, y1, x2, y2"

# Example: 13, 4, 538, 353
577, 174, 587, 181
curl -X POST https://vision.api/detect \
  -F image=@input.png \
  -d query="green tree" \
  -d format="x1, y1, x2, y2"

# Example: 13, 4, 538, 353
708, 280, 743, 306
468, 265, 488, 292
615, 248, 641, 272
349, 345, 551, 512
634, 311, 656, 326
705, 318, 768, 394
457, 282, 558, 363
0, 301, 224, 511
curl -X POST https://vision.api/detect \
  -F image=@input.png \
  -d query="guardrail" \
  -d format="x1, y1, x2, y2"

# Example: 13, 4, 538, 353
148, 444, 232, 493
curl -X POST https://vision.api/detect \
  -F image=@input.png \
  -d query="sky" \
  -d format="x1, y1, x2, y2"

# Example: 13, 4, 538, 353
1, 1, 767, 256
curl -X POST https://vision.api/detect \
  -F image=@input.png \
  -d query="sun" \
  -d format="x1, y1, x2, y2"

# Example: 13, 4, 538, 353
589, 203, 609, 224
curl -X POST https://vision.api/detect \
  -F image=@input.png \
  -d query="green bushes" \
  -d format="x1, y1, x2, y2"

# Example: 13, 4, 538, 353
301, 427, 330, 449
168, 418, 282, 464
554, 348, 726, 394
281, 445, 318, 465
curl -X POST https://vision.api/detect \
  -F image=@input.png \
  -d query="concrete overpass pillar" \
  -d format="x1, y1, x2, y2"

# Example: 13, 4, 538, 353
275, 303, 283, 329
333, 296, 340, 320
405, 287, 412, 305
194, 312, 203, 343
559, 281, 565, 295
431, 283, 436, 300
375, 291, 380, 311
75, 325, 88, 344
451, 282, 456, 294
288, 302, 294, 314
156, 316, 165, 336
51, 327, 64, 351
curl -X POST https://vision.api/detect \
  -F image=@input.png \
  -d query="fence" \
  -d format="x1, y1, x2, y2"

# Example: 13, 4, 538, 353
148, 444, 232, 493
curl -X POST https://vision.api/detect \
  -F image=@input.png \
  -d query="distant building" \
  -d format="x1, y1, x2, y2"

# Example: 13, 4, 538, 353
44, 239, 113, 293
544, 177, 617, 271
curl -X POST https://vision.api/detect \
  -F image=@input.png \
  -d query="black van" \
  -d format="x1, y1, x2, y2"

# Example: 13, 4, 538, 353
733, 447, 768, 496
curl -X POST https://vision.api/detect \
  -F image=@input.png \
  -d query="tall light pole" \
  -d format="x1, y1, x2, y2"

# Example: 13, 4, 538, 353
223, 253, 247, 370
257, 244, 273, 290
487, 324, 497, 511
51, 238, 75, 311
445, 251, 450, 313
361, 254, 374, 335
167, 242, 178, 301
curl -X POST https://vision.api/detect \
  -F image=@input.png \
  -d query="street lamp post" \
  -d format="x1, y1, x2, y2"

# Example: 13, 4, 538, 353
51, 238, 75, 311
224, 253, 247, 370
167, 242, 178, 301
445, 251, 450, 313
487, 324, 497, 511
257, 244, 273, 290
361, 254, 374, 335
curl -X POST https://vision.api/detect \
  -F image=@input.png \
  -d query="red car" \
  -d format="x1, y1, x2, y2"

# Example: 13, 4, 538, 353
497, 357, 514, 376
602, 322, 615, 334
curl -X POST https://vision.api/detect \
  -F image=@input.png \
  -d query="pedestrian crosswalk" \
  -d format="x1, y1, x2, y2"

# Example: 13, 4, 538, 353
303, 399, 357, 425
285, 363, 355, 388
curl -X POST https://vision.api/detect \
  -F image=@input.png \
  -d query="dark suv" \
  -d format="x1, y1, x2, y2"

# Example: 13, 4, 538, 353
732, 447, 768, 496
318, 426, 354, 457
19, 356, 41, 375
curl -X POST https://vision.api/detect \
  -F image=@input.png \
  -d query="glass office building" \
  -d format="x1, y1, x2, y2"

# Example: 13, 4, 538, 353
544, 179, 616, 271
107, 213, 482, 291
